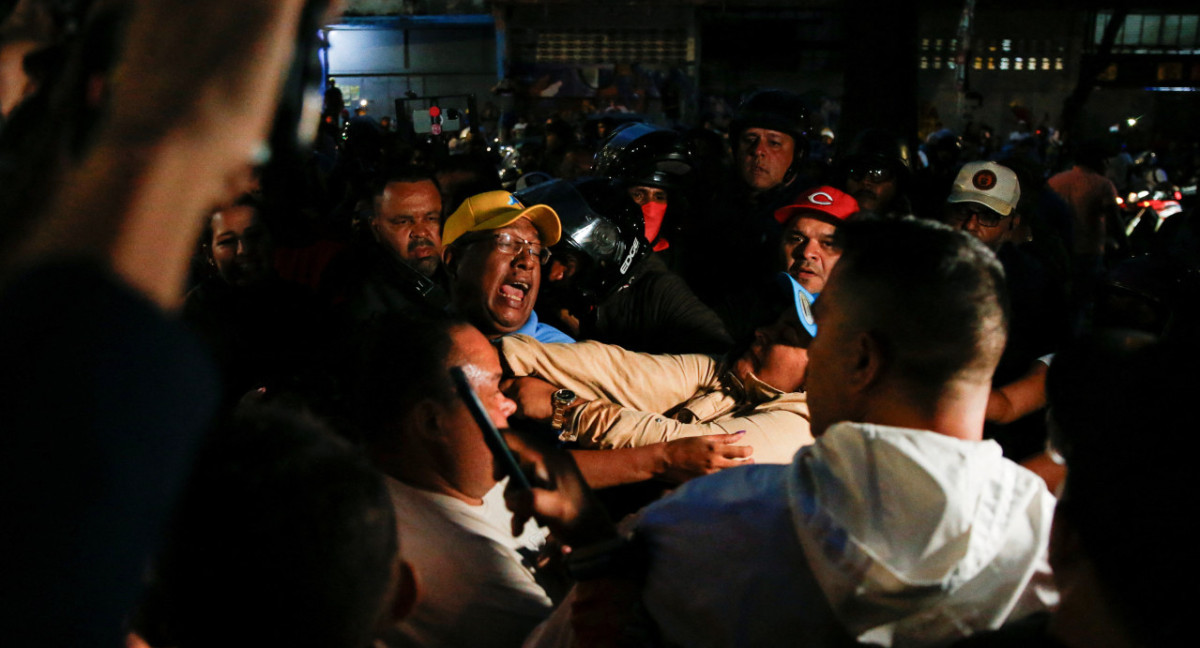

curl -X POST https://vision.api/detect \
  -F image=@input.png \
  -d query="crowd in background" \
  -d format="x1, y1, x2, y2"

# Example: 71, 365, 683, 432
2, 1, 1198, 647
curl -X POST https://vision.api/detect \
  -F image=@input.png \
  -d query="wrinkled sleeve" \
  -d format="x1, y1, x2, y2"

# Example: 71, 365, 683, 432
572, 402, 811, 462
500, 335, 717, 412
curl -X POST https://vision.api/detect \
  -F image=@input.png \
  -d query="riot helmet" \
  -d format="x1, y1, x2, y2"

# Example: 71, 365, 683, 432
729, 89, 811, 161
514, 177, 649, 304
837, 128, 916, 187
593, 123, 695, 191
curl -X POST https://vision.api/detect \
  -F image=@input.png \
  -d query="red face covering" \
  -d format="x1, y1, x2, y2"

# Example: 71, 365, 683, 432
641, 201, 669, 251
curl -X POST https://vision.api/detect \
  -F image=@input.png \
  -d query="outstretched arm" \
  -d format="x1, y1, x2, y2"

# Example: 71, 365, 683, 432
500, 335, 718, 412
570, 433, 753, 489
504, 374, 810, 464
503, 377, 753, 488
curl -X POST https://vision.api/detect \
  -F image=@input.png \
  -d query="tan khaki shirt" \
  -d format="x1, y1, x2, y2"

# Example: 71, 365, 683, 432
500, 335, 813, 464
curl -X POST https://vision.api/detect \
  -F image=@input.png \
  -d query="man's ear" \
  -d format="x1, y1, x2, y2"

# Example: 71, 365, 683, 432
365, 198, 382, 240
848, 330, 886, 392
411, 398, 445, 442
1004, 213, 1023, 245
391, 560, 420, 623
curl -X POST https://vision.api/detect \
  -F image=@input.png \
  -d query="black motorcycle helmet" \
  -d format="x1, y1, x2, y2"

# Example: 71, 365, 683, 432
514, 177, 650, 304
836, 128, 916, 187
729, 88, 811, 163
592, 123, 695, 191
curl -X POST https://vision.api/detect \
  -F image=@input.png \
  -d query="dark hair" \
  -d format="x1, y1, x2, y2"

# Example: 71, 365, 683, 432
354, 311, 472, 445
372, 165, 440, 201
831, 216, 1009, 397
1046, 330, 1191, 645
136, 404, 397, 648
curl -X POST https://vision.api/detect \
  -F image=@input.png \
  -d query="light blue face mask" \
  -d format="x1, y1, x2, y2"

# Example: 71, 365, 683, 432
776, 272, 818, 338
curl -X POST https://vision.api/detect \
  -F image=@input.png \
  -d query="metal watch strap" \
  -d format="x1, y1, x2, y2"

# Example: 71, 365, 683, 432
551, 388, 576, 438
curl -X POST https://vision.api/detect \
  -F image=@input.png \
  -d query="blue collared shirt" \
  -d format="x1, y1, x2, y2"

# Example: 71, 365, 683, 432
511, 309, 575, 344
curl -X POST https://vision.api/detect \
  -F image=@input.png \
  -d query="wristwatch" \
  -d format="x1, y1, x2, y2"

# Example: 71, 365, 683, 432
551, 388, 577, 439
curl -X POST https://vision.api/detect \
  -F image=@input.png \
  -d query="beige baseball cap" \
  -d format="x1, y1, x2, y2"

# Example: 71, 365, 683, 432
947, 161, 1021, 216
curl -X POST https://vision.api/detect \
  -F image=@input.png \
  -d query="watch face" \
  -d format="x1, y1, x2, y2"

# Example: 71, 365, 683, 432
553, 389, 576, 404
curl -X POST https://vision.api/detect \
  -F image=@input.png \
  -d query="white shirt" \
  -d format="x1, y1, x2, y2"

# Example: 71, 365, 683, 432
381, 477, 552, 648
637, 422, 1058, 647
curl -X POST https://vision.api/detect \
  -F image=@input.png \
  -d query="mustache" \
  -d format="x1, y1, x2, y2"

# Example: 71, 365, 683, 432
407, 237, 436, 252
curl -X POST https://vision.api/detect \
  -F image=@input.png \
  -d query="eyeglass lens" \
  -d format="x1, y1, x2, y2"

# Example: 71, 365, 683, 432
950, 204, 1002, 227
495, 232, 550, 264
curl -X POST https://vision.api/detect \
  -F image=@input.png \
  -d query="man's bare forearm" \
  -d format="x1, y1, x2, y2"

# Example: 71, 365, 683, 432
570, 446, 665, 489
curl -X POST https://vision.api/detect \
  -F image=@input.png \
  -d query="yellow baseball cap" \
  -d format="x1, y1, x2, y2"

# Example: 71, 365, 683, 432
443, 190, 561, 247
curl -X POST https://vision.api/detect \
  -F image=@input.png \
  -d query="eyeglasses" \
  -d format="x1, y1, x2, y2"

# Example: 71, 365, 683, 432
946, 203, 1006, 227
468, 231, 551, 265
848, 166, 895, 184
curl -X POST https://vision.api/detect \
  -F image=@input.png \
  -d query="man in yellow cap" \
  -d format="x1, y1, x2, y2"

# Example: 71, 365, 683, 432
442, 190, 573, 343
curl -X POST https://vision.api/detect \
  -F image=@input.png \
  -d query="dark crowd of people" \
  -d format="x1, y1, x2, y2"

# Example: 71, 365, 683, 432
2, 1, 1198, 647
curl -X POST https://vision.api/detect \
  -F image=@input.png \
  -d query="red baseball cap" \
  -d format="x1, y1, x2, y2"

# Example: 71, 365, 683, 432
773, 186, 859, 225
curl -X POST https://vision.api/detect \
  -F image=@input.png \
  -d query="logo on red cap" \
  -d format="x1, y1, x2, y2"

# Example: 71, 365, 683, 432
972, 170, 997, 190
807, 191, 835, 206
